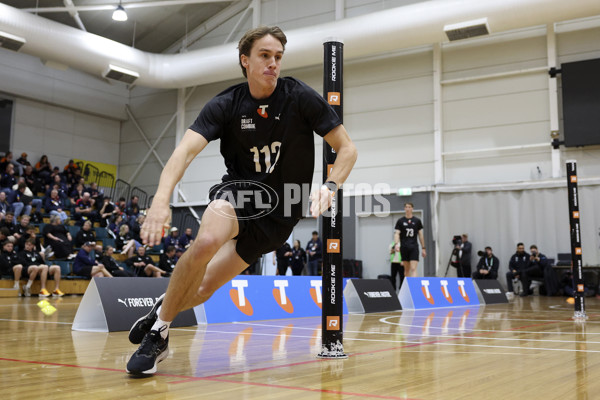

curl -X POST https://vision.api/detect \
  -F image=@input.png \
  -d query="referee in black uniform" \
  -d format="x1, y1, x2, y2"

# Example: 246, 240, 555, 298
393, 202, 426, 278
126, 26, 358, 375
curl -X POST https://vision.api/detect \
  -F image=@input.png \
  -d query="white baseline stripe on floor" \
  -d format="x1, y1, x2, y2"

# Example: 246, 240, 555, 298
0, 318, 72, 325
171, 327, 600, 354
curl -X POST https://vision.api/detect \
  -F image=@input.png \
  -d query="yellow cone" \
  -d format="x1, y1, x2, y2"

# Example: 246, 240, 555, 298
37, 300, 57, 316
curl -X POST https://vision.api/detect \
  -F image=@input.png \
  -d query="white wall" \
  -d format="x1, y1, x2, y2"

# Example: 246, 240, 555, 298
11, 98, 121, 171
0, 49, 128, 120
0, 48, 126, 175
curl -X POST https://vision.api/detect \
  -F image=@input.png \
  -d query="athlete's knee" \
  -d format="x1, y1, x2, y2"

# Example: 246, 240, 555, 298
191, 233, 223, 257
195, 284, 217, 304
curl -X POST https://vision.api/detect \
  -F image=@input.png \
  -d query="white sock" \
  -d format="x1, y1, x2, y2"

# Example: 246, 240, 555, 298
26, 280, 33, 288
13, 281, 19, 289
151, 314, 171, 339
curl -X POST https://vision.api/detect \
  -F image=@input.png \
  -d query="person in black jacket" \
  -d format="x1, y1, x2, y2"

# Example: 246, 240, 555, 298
506, 243, 530, 296
42, 215, 73, 259
306, 231, 322, 276
100, 245, 134, 277
472, 246, 499, 280
457, 234, 472, 278
290, 239, 306, 276
126, 246, 165, 278
73, 242, 112, 278
519, 245, 549, 297
0, 240, 23, 290
75, 220, 96, 248
18, 238, 64, 297
158, 246, 177, 277
273, 241, 292, 275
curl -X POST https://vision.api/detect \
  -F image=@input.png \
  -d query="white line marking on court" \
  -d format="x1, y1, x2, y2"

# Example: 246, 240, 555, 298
0, 302, 81, 307
377, 315, 600, 324
378, 316, 600, 335
0, 318, 72, 325
226, 321, 600, 343
171, 328, 600, 354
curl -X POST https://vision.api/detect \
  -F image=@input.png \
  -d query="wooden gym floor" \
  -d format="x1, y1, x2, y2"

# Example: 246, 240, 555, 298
1, 295, 599, 399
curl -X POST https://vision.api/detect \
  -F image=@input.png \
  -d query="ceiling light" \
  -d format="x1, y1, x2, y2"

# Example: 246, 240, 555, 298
112, 4, 128, 22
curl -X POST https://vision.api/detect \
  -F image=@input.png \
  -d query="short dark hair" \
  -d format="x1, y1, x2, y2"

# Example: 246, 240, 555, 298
485, 246, 492, 251
165, 245, 176, 254
530, 244, 538, 250
237, 26, 287, 78
404, 202, 414, 208
312, 231, 318, 235
517, 242, 524, 247
25, 238, 36, 245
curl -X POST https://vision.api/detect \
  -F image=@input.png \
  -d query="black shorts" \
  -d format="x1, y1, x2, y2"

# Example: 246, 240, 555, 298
22, 264, 47, 279
400, 245, 419, 262
209, 183, 296, 265
75, 265, 94, 278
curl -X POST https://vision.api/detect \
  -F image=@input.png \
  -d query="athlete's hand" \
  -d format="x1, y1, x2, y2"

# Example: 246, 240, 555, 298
310, 185, 334, 218
141, 201, 171, 247
422, 248, 427, 258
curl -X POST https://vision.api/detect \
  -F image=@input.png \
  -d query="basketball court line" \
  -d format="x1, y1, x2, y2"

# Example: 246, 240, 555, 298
170, 318, 597, 385
221, 322, 600, 344
232, 320, 600, 336
0, 318, 73, 325
0, 356, 419, 400
181, 326, 600, 348
375, 314, 600, 324
0, 301, 82, 307
2, 310, 594, 400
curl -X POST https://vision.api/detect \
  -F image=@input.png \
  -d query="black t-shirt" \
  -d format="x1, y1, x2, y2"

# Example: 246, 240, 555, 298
126, 255, 154, 267
43, 223, 69, 242
101, 255, 121, 273
395, 216, 423, 248
18, 250, 45, 267
75, 229, 96, 247
189, 77, 341, 220
159, 254, 176, 273
0, 250, 20, 274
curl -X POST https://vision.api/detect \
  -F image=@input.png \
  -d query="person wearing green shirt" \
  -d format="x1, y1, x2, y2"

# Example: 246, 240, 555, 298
390, 238, 403, 291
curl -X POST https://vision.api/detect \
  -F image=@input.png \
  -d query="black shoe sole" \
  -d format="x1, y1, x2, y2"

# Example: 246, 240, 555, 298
128, 293, 164, 345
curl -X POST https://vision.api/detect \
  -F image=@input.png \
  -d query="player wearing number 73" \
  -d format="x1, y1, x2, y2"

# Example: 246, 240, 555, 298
125, 26, 358, 375
394, 202, 426, 279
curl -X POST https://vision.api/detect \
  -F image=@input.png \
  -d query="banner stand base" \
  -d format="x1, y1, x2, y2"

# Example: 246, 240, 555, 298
317, 341, 347, 359
573, 311, 588, 321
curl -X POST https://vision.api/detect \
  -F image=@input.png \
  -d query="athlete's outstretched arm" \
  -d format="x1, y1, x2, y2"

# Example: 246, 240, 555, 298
310, 124, 358, 217
142, 130, 208, 246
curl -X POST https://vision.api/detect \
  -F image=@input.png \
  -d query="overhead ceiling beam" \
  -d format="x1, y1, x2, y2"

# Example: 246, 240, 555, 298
63, 0, 87, 31
164, 0, 251, 54
224, 4, 252, 43
22, 0, 236, 13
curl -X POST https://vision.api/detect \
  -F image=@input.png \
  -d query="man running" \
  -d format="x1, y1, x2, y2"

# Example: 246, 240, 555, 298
126, 25, 357, 375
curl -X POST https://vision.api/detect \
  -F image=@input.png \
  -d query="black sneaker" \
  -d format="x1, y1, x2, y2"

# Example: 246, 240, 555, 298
126, 328, 169, 375
129, 293, 165, 344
